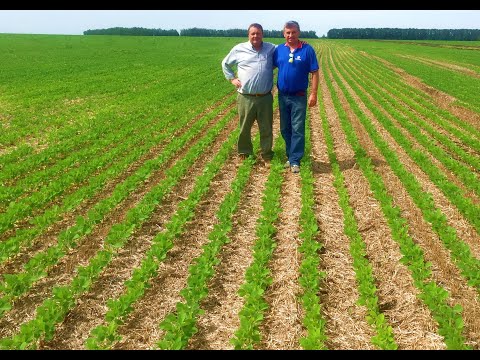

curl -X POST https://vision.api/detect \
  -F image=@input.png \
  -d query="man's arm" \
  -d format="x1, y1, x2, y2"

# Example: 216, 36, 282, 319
221, 52, 236, 81
222, 49, 242, 89
308, 70, 319, 107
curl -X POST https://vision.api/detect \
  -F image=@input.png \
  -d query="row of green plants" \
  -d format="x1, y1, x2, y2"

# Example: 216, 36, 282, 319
89, 104, 330, 350
332, 46, 480, 250
398, 54, 480, 78
0, 99, 237, 349
0, 97, 237, 319
0, 35, 232, 151
335, 39, 480, 71
155, 136, 259, 350
352, 50, 479, 141
320, 52, 398, 350
0, 113, 130, 185
337, 39, 480, 113
356, 49, 480, 148
0, 113, 163, 260
0, 93, 235, 265
230, 128, 285, 349
0, 68, 214, 194
0, 68, 220, 218
0, 113, 165, 234
297, 112, 327, 349
87, 116, 240, 350
335, 50, 480, 198
322, 44, 472, 348
343, 50, 480, 156
331, 43, 480, 289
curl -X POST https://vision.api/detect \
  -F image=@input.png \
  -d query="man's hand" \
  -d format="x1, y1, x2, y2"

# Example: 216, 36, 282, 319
231, 78, 241, 89
308, 93, 317, 107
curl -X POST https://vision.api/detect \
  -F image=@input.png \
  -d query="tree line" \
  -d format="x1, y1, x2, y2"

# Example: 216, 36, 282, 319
83, 27, 480, 41
83, 27, 179, 36
179, 27, 319, 38
82, 27, 319, 38
327, 28, 480, 41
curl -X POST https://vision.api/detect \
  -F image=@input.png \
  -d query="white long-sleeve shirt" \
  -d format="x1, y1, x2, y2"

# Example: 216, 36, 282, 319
221, 41, 275, 95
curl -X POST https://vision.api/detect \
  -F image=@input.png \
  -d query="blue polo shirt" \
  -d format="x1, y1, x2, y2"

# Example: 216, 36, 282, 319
274, 42, 319, 95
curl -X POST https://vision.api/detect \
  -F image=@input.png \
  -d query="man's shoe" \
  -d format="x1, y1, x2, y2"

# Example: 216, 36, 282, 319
256, 157, 271, 168
284, 160, 290, 168
236, 154, 249, 166
291, 165, 300, 174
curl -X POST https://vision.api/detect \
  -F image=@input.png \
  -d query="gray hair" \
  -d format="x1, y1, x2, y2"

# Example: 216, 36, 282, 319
248, 23, 264, 33
284, 20, 300, 31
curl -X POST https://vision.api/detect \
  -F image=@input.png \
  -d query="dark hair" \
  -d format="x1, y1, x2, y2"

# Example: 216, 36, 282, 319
284, 20, 300, 31
248, 23, 264, 33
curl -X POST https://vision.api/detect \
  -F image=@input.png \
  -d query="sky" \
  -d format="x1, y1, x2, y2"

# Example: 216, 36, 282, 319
0, 10, 478, 38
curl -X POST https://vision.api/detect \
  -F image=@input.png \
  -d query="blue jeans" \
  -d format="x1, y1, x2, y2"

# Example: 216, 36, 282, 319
278, 93, 307, 166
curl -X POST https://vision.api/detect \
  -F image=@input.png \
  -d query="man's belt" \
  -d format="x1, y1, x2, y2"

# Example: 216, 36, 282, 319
279, 91, 306, 96
242, 92, 271, 97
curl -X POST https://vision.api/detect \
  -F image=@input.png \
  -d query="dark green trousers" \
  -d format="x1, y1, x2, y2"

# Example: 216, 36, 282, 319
237, 92, 274, 160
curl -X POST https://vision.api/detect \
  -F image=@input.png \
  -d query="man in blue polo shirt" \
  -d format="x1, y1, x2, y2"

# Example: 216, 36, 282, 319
222, 23, 275, 165
274, 20, 319, 174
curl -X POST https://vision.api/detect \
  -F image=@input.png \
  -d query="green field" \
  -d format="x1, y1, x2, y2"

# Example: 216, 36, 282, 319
0, 34, 479, 350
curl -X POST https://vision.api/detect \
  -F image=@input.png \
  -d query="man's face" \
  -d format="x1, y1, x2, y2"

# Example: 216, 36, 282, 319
249, 27, 263, 47
283, 26, 300, 44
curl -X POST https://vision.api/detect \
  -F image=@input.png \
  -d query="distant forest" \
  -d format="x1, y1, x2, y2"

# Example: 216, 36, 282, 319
83, 27, 480, 41
327, 28, 480, 41
83, 27, 319, 38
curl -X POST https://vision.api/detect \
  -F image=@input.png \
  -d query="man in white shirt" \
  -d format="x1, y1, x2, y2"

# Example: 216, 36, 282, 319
222, 23, 275, 163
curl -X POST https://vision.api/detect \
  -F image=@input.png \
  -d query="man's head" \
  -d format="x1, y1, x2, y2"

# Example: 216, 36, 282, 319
283, 20, 300, 45
248, 23, 264, 49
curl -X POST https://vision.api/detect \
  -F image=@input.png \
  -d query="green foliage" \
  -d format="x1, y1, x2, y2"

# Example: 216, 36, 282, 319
328, 28, 480, 41
83, 27, 179, 36
82, 26, 319, 38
